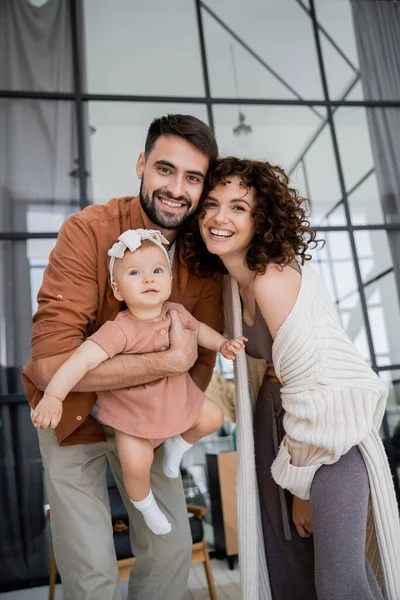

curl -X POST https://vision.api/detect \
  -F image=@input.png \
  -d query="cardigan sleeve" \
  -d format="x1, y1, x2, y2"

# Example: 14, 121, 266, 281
271, 384, 387, 500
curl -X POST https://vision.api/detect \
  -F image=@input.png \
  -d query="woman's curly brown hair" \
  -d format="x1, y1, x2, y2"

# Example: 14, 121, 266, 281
181, 156, 322, 279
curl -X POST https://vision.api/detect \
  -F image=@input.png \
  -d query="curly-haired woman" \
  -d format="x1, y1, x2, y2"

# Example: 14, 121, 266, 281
183, 157, 400, 600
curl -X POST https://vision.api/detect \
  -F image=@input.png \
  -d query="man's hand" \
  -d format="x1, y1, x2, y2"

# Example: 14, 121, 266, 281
292, 496, 313, 538
168, 310, 198, 374
220, 336, 247, 360
31, 395, 63, 430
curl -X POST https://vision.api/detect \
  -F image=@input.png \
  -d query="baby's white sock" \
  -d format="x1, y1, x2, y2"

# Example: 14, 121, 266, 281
163, 435, 193, 478
131, 490, 171, 535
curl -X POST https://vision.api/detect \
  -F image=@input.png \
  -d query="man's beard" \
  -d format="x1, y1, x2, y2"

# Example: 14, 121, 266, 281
140, 181, 194, 230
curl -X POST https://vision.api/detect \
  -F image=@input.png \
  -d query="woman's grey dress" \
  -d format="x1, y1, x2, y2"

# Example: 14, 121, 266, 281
242, 264, 384, 600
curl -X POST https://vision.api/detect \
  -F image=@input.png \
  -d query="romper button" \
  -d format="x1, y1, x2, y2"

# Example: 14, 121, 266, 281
154, 318, 159, 322
160, 329, 166, 334
76, 415, 82, 421
161, 347, 167, 351
57, 294, 63, 299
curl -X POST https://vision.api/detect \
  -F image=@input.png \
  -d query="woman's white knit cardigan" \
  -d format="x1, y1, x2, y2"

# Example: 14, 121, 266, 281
224, 263, 400, 600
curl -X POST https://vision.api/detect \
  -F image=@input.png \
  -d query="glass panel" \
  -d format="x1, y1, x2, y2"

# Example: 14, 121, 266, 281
354, 230, 393, 284
203, 0, 323, 99
301, 116, 342, 223
348, 171, 385, 226
0, 239, 56, 388
214, 105, 321, 174
317, 0, 400, 103
0, 1, 73, 92
316, 202, 347, 227
84, 0, 205, 96
214, 105, 344, 224
339, 78, 365, 102
315, 0, 361, 100
0, 100, 79, 232
354, 229, 400, 367
379, 369, 400, 438
335, 107, 400, 226
316, 231, 355, 302
213, 105, 337, 225
334, 107, 374, 193
27, 238, 58, 315
365, 272, 400, 366
320, 35, 358, 101
88, 102, 209, 205
312, 231, 371, 363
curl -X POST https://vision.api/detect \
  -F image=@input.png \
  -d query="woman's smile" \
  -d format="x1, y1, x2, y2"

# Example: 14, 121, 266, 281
208, 227, 235, 240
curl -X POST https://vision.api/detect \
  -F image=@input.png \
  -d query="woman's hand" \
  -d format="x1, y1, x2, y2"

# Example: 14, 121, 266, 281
31, 395, 63, 430
265, 361, 280, 384
292, 496, 313, 538
220, 336, 247, 360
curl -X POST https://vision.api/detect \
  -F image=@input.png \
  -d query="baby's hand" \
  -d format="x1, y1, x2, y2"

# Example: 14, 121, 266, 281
220, 336, 247, 360
31, 395, 63, 430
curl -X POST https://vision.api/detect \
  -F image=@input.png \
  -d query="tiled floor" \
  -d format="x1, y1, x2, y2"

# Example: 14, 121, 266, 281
0, 558, 241, 600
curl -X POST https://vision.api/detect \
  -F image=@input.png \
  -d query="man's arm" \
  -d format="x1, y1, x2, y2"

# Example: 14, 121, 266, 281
34, 336, 198, 392
32, 217, 198, 393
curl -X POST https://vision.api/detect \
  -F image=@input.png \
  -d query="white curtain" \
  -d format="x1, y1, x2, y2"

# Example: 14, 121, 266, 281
351, 0, 400, 289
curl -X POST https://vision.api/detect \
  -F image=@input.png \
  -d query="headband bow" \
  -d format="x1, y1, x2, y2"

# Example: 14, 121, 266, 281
108, 228, 171, 284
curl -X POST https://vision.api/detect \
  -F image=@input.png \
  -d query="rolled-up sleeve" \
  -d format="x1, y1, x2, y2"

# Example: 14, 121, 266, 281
271, 385, 387, 500
31, 217, 99, 361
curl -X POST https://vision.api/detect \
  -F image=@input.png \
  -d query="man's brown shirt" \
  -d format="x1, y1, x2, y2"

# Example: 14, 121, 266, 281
22, 196, 223, 446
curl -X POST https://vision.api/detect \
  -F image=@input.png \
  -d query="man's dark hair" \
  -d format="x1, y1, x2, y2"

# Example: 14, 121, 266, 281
145, 114, 218, 162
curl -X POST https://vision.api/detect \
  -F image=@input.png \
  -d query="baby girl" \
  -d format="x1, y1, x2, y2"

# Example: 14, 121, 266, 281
32, 229, 246, 535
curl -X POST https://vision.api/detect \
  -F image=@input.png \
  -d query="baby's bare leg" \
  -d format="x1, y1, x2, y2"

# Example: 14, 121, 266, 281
163, 397, 224, 478
115, 431, 171, 535
115, 431, 153, 501
182, 396, 224, 444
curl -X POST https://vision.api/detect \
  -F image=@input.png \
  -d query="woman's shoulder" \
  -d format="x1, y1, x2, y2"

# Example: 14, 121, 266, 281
253, 262, 302, 339
254, 261, 301, 298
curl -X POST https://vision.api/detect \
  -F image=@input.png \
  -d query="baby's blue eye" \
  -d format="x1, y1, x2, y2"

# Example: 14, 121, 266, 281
129, 270, 139, 276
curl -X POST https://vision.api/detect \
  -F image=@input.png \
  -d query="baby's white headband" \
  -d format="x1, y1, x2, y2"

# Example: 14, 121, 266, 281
108, 228, 171, 284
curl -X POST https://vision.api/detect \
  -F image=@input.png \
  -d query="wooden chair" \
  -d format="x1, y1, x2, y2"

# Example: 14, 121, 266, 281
186, 503, 217, 600
46, 503, 217, 600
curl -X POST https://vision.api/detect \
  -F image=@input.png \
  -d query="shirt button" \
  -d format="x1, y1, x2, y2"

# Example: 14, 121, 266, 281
160, 329, 166, 334
57, 294, 63, 299
76, 415, 82, 421
161, 347, 167, 351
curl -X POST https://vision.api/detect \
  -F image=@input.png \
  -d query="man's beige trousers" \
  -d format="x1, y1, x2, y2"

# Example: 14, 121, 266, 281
38, 425, 192, 600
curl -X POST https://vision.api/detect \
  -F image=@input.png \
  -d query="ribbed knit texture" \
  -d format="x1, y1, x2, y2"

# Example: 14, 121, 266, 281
271, 264, 388, 499
225, 264, 400, 600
